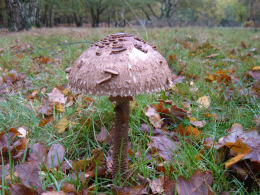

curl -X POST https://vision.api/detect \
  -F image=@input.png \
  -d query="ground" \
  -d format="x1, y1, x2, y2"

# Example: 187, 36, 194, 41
0, 27, 260, 194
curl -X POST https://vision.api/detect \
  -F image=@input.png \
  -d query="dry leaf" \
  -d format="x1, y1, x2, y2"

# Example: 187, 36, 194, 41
48, 87, 66, 105
17, 126, 28, 138
9, 184, 37, 195
47, 144, 65, 168
149, 176, 164, 194
177, 170, 213, 195
116, 185, 148, 195
96, 127, 109, 143
174, 125, 201, 138
197, 96, 211, 109
55, 116, 69, 133
145, 106, 163, 129
241, 41, 247, 49
39, 116, 54, 127
150, 135, 178, 161
206, 53, 219, 59
15, 162, 42, 192
28, 142, 47, 164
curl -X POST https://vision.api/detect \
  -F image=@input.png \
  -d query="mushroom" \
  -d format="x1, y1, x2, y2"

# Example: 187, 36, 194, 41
68, 33, 172, 178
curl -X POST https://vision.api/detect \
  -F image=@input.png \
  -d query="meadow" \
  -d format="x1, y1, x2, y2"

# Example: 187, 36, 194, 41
0, 27, 259, 194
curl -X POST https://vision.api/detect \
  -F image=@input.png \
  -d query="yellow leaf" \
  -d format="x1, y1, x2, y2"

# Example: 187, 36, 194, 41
252, 66, 260, 71
55, 103, 65, 113
55, 116, 69, 133
197, 96, 211, 109
225, 139, 251, 168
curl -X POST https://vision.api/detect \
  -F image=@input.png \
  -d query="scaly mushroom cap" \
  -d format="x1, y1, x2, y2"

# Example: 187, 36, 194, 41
69, 33, 172, 97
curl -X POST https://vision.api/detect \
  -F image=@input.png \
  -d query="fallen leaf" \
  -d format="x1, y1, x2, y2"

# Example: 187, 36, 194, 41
39, 116, 54, 127
150, 135, 178, 161
145, 106, 163, 129
48, 87, 66, 105
174, 125, 201, 138
55, 116, 69, 133
149, 176, 164, 194
47, 144, 65, 168
28, 142, 47, 164
41, 192, 66, 195
177, 170, 213, 195
9, 184, 37, 195
96, 126, 109, 143
197, 96, 211, 109
206, 53, 219, 59
17, 126, 28, 138
168, 54, 177, 63
116, 185, 148, 195
61, 182, 76, 194
241, 41, 247, 49
190, 120, 206, 128
26, 89, 40, 100
33, 56, 51, 64
15, 162, 42, 192
208, 123, 260, 166
225, 139, 251, 168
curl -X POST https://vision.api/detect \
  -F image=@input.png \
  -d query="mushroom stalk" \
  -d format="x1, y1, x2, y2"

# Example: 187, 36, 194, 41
112, 100, 130, 177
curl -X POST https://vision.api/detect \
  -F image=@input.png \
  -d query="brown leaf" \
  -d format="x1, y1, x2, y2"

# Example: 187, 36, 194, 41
61, 182, 76, 194
145, 106, 163, 129
241, 41, 247, 49
247, 70, 260, 80
9, 184, 37, 195
47, 143, 65, 168
48, 87, 66, 105
85, 166, 106, 180
39, 116, 54, 127
206, 53, 219, 59
252, 80, 260, 98
96, 126, 109, 143
225, 139, 251, 168
176, 170, 213, 195
116, 185, 148, 195
190, 119, 206, 128
55, 116, 69, 133
73, 149, 104, 172
41, 192, 66, 195
169, 105, 187, 122
208, 123, 260, 166
15, 162, 42, 192
28, 142, 47, 164
33, 56, 51, 64
39, 98, 53, 117
164, 177, 176, 195
149, 176, 164, 194
174, 124, 201, 138
26, 89, 40, 100
150, 135, 178, 161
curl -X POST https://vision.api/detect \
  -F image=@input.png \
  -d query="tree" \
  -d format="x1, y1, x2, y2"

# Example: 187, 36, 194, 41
83, 0, 110, 27
5, 0, 38, 31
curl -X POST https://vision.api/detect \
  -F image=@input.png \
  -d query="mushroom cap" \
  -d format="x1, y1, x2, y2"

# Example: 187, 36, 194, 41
69, 33, 172, 97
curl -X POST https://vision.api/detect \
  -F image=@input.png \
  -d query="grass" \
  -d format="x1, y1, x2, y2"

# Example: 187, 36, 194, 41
0, 27, 260, 194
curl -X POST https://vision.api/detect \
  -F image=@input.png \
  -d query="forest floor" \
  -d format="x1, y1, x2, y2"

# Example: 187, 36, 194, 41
0, 27, 260, 194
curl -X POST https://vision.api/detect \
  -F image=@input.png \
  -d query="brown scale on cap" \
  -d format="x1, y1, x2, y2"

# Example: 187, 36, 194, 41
69, 33, 172, 179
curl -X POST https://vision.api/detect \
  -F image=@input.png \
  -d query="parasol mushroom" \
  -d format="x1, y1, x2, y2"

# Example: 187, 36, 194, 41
68, 33, 172, 178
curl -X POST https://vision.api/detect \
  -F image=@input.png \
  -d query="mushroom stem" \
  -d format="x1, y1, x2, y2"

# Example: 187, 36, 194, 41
112, 100, 130, 178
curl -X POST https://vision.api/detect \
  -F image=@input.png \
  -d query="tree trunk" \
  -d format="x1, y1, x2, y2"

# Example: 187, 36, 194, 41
74, 13, 83, 27
6, 0, 38, 31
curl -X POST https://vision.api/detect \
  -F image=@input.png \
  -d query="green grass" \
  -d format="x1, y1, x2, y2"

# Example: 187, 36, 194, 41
0, 27, 260, 194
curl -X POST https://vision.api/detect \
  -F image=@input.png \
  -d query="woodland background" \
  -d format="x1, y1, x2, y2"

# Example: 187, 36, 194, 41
0, 0, 260, 31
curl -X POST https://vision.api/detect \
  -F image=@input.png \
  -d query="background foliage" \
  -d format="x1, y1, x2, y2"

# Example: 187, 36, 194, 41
0, 0, 260, 31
